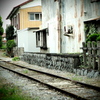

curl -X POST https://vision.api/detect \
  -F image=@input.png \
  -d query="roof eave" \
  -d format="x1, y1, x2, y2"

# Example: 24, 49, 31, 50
6, 0, 33, 20
6, 7, 20, 19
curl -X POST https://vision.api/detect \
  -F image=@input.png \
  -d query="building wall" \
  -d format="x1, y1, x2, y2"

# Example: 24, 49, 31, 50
41, 0, 59, 53
19, 6, 42, 30
18, 29, 40, 52
61, 0, 85, 53
41, 0, 100, 53
84, 0, 100, 21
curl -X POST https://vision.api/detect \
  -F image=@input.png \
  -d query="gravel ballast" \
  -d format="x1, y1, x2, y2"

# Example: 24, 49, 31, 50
0, 67, 75, 100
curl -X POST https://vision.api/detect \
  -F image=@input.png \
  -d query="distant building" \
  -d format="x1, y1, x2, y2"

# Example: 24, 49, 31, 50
2, 33, 6, 44
6, 0, 42, 52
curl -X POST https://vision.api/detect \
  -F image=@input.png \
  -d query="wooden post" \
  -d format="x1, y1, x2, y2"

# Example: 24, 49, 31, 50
97, 41, 100, 71
87, 42, 92, 68
82, 42, 87, 66
92, 41, 96, 70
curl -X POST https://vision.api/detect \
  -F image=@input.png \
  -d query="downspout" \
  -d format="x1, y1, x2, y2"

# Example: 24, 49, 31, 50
57, 0, 62, 53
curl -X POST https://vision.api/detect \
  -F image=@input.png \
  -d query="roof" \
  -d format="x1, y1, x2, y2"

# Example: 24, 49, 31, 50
33, 28, 48, 33
84, 16, 100, 22
6, 0, 33, 19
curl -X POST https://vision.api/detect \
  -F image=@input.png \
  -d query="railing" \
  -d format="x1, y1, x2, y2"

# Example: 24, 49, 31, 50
81, 41, 100, 71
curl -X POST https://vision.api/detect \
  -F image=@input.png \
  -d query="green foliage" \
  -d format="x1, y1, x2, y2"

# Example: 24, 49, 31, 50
0, 35, 2, 48
0, 16, 3, 47
1, 45, 6, 50
6, 40, 16, 52
0, 16, 4, 35
12, 56, 20, 61
96, 36, 100, 41
23, 69, 29, 74
0, 84, 33, 100
0, 27, 4, 35
86, 33, 100, 42
6, 25, 14, 41
85, 23, 100, 42
0, 16, 3, 26
84, 23, 97, 39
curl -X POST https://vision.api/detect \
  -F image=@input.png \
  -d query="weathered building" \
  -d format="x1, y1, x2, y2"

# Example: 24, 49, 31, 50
6, 0, 42, 52
36, 0, 100, 53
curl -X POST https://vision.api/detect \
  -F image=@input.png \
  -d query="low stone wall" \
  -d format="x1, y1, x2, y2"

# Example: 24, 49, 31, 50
20, 52, 100, 78
20, 52, 81, 72
13, 47, 24, 56
73, 68, 100, 78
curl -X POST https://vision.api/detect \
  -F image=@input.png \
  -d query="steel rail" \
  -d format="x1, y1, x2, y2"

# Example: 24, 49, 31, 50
0, 64, 88, 100
4, 61, 100, 92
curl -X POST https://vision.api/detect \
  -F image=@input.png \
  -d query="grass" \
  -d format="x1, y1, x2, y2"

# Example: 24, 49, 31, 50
22, 69, 29, 74
0, 84, 33, 100
12, 56, 20, 61
0, 77, 39, 100
71, 76, 83, 81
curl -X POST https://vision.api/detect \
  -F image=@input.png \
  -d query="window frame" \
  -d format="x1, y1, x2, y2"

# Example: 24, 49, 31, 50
36, 28, 48, 49
29, 12, 42, 21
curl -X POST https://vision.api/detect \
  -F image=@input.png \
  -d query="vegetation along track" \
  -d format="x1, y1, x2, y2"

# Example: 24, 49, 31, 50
0, 60, 100, 100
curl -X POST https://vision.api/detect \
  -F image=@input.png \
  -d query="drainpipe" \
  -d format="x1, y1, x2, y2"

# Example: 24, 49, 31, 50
57, 0, 62, 53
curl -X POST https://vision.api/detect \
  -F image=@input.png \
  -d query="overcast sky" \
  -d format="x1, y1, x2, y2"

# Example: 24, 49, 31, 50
0, 0, 27, 32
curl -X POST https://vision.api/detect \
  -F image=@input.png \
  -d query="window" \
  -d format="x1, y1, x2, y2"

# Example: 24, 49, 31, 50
30, 13, 34, 20
29, 13, 42, 21
36, 28, 48, 49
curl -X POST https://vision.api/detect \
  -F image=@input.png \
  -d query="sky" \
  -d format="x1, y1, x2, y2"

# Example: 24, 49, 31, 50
0, 0, 27, 32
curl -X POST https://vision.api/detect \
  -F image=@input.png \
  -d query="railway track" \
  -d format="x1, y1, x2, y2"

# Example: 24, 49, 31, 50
0, 60, 100, 100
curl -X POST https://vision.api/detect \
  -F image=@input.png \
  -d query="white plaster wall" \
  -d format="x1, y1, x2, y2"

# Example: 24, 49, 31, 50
42, 16, 58, 53
20, 0, 41, 9
41, 0, 59, 53
17, 29, 40, 52
48, 17, 58, 53
61, 0, 85, 53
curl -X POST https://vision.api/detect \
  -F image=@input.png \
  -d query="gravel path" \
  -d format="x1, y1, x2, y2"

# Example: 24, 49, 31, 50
0, 67, 76, 100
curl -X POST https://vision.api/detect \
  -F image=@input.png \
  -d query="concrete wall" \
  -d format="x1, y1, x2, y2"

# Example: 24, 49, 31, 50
17, 29, 40, 52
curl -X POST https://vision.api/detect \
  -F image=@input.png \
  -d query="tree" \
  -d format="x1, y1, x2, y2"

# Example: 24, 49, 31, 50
6, 40, 16, 57
6, 25, 14, 41
0, 36, 2, 48
6, 25, 16, 57
0, 16, 4, 48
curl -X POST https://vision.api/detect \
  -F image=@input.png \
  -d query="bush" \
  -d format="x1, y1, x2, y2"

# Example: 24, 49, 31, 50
0, 16, 4, 35
6, 25, 14, 41
1, 45, 7, 50
0, 35, 2, 48
96, 36, 100, 41
12, 56, 20, 61
6, 40, 16, 57
86, 33, 100, 42
7, 40, 16, 52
